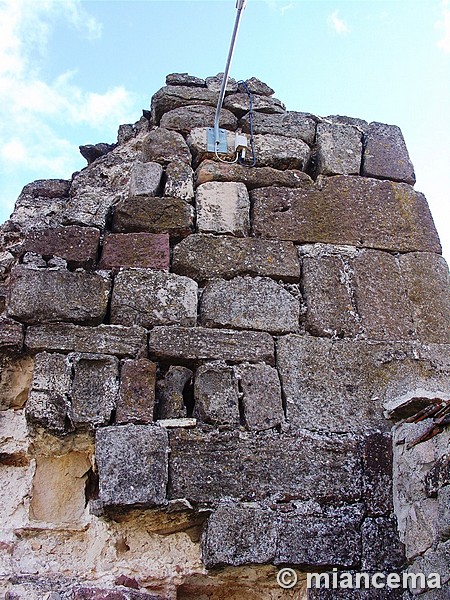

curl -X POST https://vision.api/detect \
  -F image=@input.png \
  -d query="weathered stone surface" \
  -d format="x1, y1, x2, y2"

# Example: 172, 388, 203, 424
168, 429, 361, 504
10, 179, 70, 230
277, 504, 364, 568
165, 72, 206, 87
7, 266, 111, 325
128, 161, 163, 197
110, 269, 197, 328
70, 353, 118, 427
26, 352, 72, 435
238, 77, 275, 96
23, 226, 100, 268
160, 105, 237, 134
164, 160, 194, 201
186, 127, 235, 167
112, 196, 194, 239
0, 354, 34, 410
0, 408, 28, 459
363, 121, 416, 184
196, 181, 249, 236
353, 249, 415, 340
200, 276, 300, 334
363, 433, 393, 516
223, 93, 285, 117
237, 363, 284, 431
408, 541, 450, 597
302, 253, 360, 338
0, 317, 23, 350
240, 110, 316, 144
195, 159, 313, 189
172, 234, 300, 282
362, 517, 405, 571
151, 85, 218, 124
425, 455, 450, 497
398, 252, 450, 344
157, 365, 192, 419
79, 142, 116, 165
116, 358, 156, 424
193, 362, 240, 426
205, 74, 238, 93
0, 250, 15, 280
25, 323, 146, 357
251, 176, 441, 253
142, 128, 191, 165
96, 424, 168, 507
98, 233, 170, 271
252, 133, 311, 170
74, 588, 163, 600
327, 114, 370, 132
315, 121, 362, 175
149, 326, 275, 365
202, 504, 278, 567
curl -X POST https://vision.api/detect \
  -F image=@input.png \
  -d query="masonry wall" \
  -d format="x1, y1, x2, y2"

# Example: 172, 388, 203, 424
0, 73, 449, 600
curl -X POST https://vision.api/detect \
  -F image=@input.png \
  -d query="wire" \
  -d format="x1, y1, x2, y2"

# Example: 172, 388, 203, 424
237, 80, 256, 167
214, 144, 239, 164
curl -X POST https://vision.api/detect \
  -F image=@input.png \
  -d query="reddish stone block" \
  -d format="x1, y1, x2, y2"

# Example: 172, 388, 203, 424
98, 233, 170, 271
116, 358, 156, 424
23, 226, 100, 268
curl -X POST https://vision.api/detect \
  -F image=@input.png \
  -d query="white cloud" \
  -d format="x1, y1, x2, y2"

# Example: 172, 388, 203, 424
328, 9, 350, 35
265, 0, 295, 16
436, 0, 450, 53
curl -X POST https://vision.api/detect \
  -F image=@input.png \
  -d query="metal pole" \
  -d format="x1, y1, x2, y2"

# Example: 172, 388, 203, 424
213, 0, 247, 146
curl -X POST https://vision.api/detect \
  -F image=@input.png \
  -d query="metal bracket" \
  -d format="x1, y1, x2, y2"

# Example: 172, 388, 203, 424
207, 127, 228, 153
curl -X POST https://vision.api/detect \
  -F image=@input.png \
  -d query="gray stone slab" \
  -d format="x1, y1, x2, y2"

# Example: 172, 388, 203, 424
237, 363, 284, 431
315, 121, 362, 175
128, 161, 163, 197
160, 105, 237, 134
195, 181, 250, 236
151, 85, 218, 123
239, 111, 316, 144
193, 362, 240, 427
253, 133, 311, 171
163, 160, 194, 201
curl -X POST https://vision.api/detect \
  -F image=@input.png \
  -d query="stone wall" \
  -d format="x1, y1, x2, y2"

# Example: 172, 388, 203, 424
0, 73, 449, 599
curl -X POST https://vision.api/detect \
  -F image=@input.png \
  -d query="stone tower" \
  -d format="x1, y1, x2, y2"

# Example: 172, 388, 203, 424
0, 73, 449, 599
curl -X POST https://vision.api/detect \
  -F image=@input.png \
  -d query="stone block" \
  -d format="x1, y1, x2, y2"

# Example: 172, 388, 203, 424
172, 234, 300, 282
10, 179, 70, 230
363, 432, 393, 516
196, 181, 250, 236
363, 121, 416, 184
186, 127, 235, 167
0, 317, 23, 351
7, 266, 111, 325
0, 408, 28, 458
25, 323, 146, 358
112, 196, 194, 239
23, 226, 100, 268
70, 353, 119, 427
116, 358, 156, 424
202, 504, 278, 567
316, 121, 362, 175
195, 159, 313, 189
98, 233, 170, 271
252, 133, 311, 170
238, 77, 274, 96
277, 504, 364, 568
0, 250, 14, 280
160, 105, 237, 134
26, 352, 72, 435
141, 128, 191, 165
193, 362, 240, 426
150, 85, 218, 123
149, 326, 275, 365
251, 176, 441, 253
398, 252, 450, 344
128, 161, 163, 197
302, 253, 360, 338
168, 429, 361, 504
157, 365, 192, 420
0, 354, 34, 410
163, 160, 194, 201
205, 73, 238, 93
239, 110, 316, 144
110, 269, 198, 328
165, 72, 206, 87
362, 517, 406, 570
237, 363, 284, 431
200, 276, 300, 334
223, 93, 285, 117
96, 424, 168, 507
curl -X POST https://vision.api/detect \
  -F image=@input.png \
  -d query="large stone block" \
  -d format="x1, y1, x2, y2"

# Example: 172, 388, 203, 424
168, 429, 361, 504
150, 85, 218, 123
141, 128, 191, 165
193, 362, 240, 426
110, 269, 198, 328
163, 160, 194, 201
237, 363, 284, 431
0, 317, 23, 351
25, 323, 147, 357
200, 276, 300, 334
98, 232, 170, 271
23, 225, 100, 269
160, 104, 237, 134
128, 161, 163, 197
362, 517, 405, 571
251, 176, 441, 253
240, 111, 316, 144
96, 424, 168, 507
363, 121, 416, 184
205, 73, 238, 93
7, 266, 111, 325
195, 159, 313, 189
238, 77, 275, 96
172, 234, 300, 282
112, 196, 194, 239
10, 179, 70, 230
196, 181, 250, 236
315, 121, 363, 175
165, 72, 206, 87
252, 133, 311, 171
116, 358, 156, 424
223, 93, 285, 117
149, 326, 275, 365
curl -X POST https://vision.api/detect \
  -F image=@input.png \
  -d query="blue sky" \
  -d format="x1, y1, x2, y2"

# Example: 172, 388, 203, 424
1, 0, 449, 260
